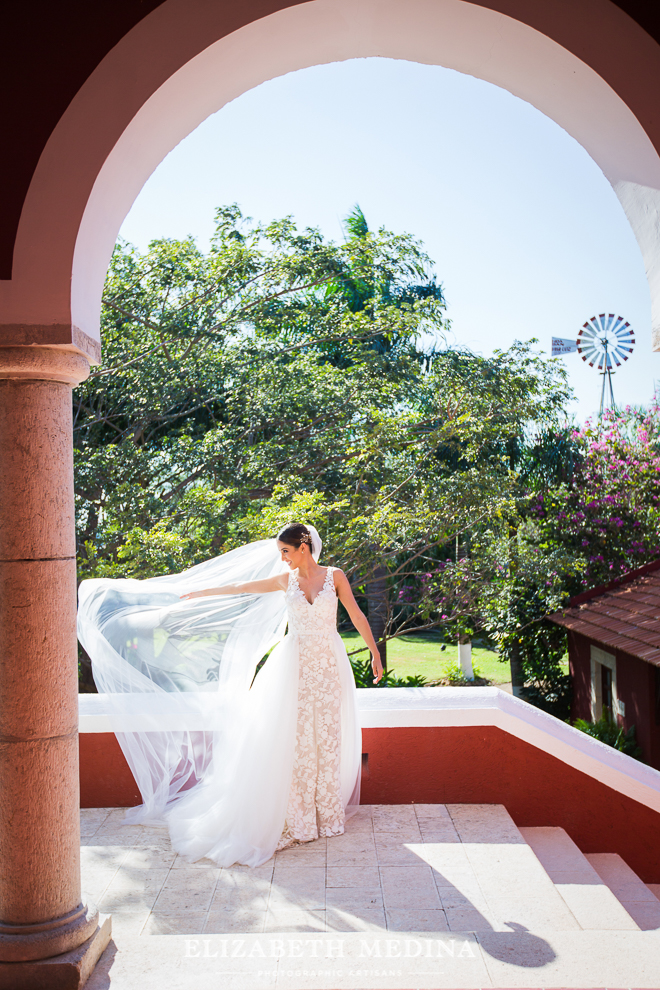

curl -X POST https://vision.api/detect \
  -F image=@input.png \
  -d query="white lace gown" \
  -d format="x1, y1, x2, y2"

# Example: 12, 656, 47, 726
165, 566, 361, 866
278, 565, 346, 849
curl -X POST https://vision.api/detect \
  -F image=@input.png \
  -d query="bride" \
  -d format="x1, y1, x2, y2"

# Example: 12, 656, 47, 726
78, 522, 383, 867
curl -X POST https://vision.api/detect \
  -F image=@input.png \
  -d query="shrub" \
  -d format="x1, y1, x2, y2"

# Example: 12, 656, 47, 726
441, 660, 484, 685
349, 654, 427, 689
572, 713, 644, 761
521, 673, 572, 721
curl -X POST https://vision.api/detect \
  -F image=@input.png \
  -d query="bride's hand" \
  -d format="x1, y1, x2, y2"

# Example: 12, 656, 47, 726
371, 652, 384, 684
180, 590, 207, 600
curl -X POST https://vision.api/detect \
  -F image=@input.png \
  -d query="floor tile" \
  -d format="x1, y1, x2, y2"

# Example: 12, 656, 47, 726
263, 909, 326, 933
326, 848, 378, 868
143, 911, 208, 935
325, 886, 383, 910
153, 883, 217, 914
375, 839, 427, 866
80, 810, 111, 836
325, 866, 380, 887
170, 855, 223, 870
204, 908, 267, 933
413, 803, 453, 820
80, 845, 133, 868
102, 908, 151, 935
325, 906, 387, 932
380, 866, 442, 909
406, 842, 471, 870
419, 828, 462, 843
121, 845, 179, 870
444, 904, 499, 931
437, 889, 490, 913
385, 908, 450, 932
372, 806, 418, 827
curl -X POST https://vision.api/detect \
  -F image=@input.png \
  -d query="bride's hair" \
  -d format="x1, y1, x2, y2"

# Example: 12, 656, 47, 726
277, 522, 312, 550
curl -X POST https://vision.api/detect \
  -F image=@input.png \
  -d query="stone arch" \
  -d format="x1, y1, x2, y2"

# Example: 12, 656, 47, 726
3, 0, 660, 359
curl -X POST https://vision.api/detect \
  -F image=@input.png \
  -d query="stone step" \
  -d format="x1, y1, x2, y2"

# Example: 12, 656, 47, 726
519, 826, 639, 930
84, 929, 660, 989
431, 804, 582, 932
585, 852, 660, 931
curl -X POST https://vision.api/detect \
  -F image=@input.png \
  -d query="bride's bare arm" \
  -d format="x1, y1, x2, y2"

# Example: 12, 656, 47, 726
180, 573, 288, 600
334, 569, 384, 684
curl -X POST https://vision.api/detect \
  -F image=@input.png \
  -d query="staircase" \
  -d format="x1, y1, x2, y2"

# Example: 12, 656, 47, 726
83, 802, 660, 989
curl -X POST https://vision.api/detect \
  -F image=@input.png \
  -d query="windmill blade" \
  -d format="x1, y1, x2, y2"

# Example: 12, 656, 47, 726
577, 315, 634, 402
614, 323, 633, 341
578, 326, 597, 342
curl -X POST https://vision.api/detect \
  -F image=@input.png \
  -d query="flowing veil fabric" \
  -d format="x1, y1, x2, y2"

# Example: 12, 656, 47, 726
77, 529, 362, 866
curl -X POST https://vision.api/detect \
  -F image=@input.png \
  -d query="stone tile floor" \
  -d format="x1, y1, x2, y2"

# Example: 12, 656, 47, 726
85, 803, 559, 939
82, 804, 660, 988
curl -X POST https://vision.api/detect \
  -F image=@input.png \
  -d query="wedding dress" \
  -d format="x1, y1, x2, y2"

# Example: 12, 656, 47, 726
77, 532, 361, 867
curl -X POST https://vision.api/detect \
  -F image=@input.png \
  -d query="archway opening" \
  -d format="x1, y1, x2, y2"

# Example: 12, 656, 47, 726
117, 56, 654, 418
6, 0, 660, 359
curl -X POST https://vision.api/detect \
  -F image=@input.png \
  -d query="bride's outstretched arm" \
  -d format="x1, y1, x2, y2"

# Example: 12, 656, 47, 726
180, 573, 288, 600
334, 569, 384, 684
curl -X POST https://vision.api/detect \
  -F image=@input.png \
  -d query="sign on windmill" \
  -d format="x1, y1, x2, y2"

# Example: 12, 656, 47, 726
577, 314, 635, 415
551, 338, 578, 356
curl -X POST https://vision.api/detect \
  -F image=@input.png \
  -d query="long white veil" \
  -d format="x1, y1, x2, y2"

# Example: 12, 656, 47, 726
78, 525, 362, 864
78, 538, 291, 823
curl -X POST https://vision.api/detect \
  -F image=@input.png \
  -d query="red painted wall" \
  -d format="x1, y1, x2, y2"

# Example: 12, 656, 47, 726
80, 732, 141, 808
80, 724, 660, 882
568, 630, 660, 771
361, 725, 660, 882
617, 648, 659, 770
568, 630, 592, 722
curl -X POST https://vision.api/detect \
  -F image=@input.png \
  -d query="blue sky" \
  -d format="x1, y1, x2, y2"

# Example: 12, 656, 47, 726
119, 58, 657, 422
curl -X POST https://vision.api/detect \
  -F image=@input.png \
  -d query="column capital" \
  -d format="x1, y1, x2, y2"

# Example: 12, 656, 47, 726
0, 346, 90, 386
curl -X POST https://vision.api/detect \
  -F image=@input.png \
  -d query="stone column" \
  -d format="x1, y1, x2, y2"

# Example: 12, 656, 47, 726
0, 346, 109, 980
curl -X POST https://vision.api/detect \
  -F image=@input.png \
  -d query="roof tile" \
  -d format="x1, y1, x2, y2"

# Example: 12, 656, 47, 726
548, 566, 660, 666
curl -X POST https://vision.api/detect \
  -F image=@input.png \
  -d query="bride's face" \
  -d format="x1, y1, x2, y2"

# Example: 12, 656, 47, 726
277, 540, 305, 568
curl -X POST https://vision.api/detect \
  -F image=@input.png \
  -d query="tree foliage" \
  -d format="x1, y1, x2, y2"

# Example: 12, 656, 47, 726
80, 204, 630, 710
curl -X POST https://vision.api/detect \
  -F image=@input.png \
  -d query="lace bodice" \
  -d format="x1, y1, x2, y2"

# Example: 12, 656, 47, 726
285, 566, 338, 637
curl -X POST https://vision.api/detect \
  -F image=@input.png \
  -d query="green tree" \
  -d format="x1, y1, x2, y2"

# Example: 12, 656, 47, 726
75, 205, 573, 692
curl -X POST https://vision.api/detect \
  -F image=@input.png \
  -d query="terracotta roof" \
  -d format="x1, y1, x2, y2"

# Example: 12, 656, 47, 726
547, 561, 660, 666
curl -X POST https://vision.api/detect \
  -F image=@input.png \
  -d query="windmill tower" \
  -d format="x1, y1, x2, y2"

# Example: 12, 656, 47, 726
577, 314, 635, 415
552, 314, 635, 416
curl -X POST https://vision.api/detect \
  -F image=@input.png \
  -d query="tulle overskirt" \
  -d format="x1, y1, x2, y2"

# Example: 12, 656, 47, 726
166, 632, 361, 867
77, 539, 362, 867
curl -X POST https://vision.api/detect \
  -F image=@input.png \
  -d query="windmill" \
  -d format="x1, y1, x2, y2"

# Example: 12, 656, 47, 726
551, 314, 635, 416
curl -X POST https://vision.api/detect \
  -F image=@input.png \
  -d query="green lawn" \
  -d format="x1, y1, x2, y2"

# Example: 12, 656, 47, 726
340, 629, 512, 684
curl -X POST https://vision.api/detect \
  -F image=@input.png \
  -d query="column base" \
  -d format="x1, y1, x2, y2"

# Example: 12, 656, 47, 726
0, 915, 111, 990
0, 901, 100, 961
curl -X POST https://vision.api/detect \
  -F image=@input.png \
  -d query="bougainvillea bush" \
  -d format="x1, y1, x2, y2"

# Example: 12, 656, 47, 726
534, 404, 660, 587
484, 402, 660, 715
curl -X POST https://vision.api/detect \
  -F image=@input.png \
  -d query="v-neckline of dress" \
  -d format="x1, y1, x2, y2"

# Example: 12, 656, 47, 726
296, 566, 331, 606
